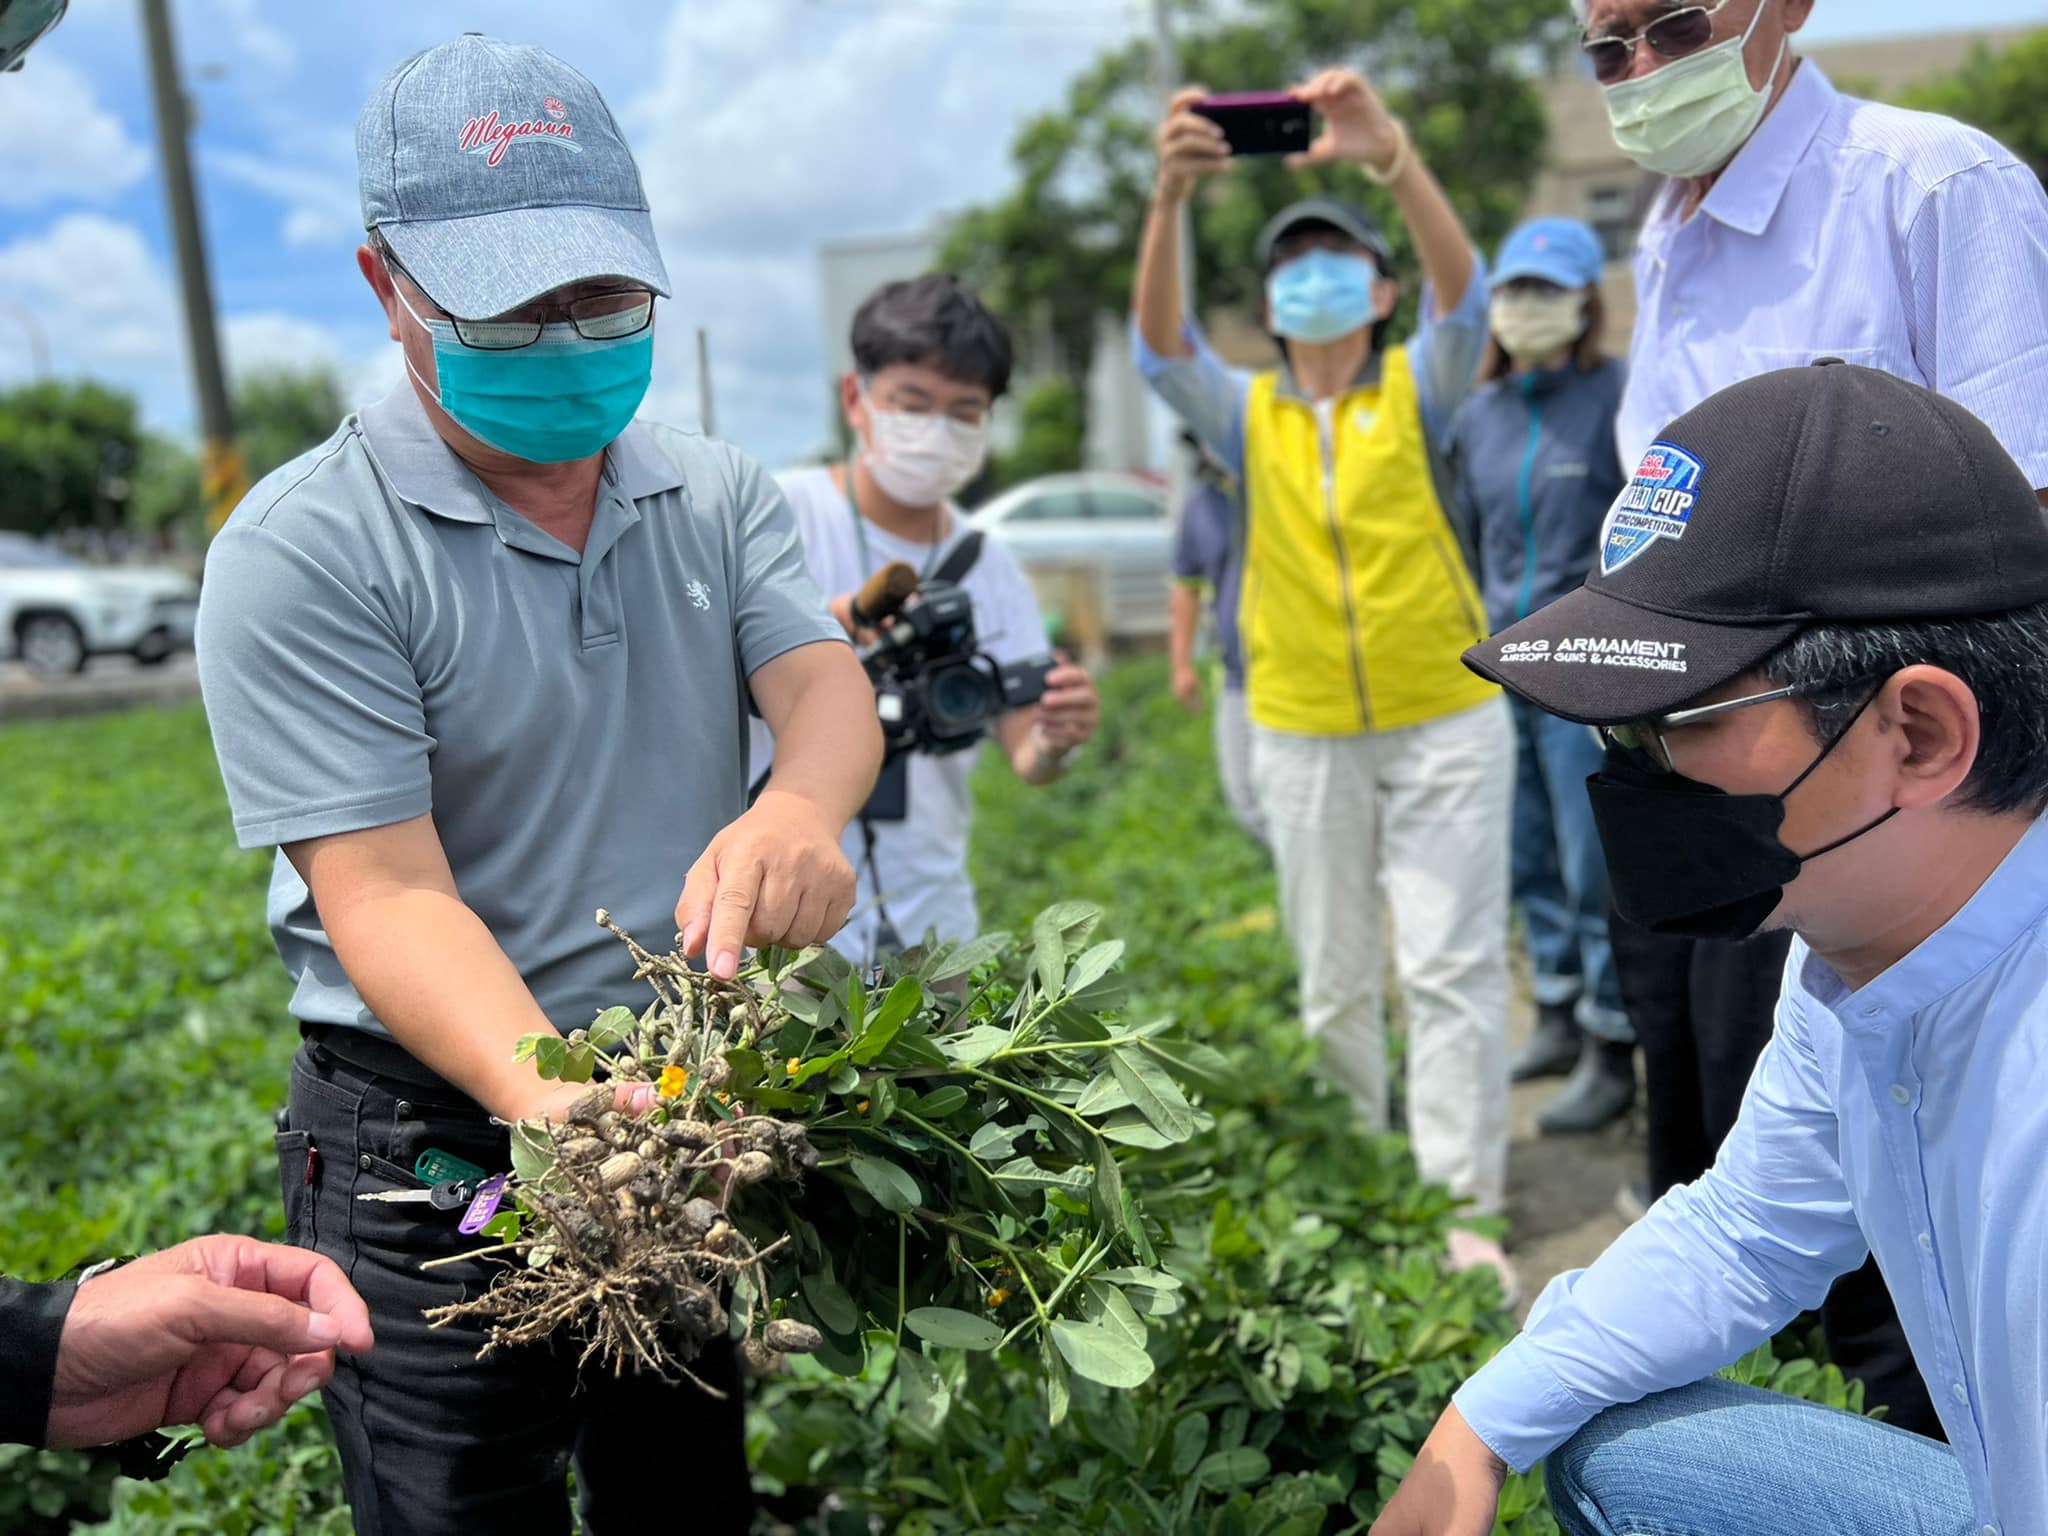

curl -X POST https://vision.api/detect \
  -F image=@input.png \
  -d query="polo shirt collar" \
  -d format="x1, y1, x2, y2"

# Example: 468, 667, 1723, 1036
1697, 58, 1834, 239
357, 386, 687, 526
1797, 813, 2048, 1029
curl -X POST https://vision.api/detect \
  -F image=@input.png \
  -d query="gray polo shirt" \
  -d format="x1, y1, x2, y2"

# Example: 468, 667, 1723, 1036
195, 386, 844, 1037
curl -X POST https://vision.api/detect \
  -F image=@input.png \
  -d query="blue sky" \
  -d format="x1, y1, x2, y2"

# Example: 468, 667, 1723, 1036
1, 0, 2041, 470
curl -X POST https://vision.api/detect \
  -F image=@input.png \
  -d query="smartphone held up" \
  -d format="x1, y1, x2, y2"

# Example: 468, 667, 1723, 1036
1190, 92, 1312, 158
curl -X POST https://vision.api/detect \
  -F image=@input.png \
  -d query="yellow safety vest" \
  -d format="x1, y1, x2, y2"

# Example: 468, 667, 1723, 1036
1239, 343, 1496, 735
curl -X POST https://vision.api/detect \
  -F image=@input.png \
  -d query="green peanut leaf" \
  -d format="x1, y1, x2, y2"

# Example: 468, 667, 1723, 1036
905, 1307, 1003, 1350
1074, 1068, 1134, 1118
801, 1272, 860, 1335
587, 1006, 638, 1049
1081, 1280, 1146, 1351
1050, 1318, 1154, 1388
1170, 1413, 1209, 1478
898, 1347, 951, 1430
992, 1156, 1091, 1193
908, 1085, 969, 1119
1061, 939, 1124, 999
848, 1153, 922, 1214
1098, 1110, 1177, 1150
925, 929, 1010, 983
509, 1121, 556, 1185
1108, 1047, 1196, 1142
967, 1120, 1028, 1160
1041, 1326, 1072, 1427
937, 1024, 1010, 1067
852, 977, 922, 1065
532, 1035, 567, 1081
1196, 1446, 1271, 1490
1091, 1134, 1131, 1241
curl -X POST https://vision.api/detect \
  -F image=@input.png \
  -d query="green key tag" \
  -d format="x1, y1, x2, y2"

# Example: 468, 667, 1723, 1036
415, 1148, 488, 1187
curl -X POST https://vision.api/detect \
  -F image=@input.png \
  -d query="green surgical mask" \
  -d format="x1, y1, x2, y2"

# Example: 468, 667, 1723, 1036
1601, 2, 1789, 180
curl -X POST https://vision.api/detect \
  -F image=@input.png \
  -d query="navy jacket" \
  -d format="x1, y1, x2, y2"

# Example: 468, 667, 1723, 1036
1447, 359, 1627, 634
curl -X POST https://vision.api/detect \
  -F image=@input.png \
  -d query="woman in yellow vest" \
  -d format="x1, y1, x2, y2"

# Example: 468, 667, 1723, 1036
1134, 69, 1515, 1298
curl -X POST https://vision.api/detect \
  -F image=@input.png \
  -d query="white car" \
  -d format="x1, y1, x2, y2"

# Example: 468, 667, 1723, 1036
0, 533, 200, 677
969, 472, 1173, 640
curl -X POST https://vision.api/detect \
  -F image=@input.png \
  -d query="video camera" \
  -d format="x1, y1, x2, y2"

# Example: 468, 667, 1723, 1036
852, 547, 1056, 820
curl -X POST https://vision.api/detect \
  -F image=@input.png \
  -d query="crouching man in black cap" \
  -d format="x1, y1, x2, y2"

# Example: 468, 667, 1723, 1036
1372, 359, 2048, 1536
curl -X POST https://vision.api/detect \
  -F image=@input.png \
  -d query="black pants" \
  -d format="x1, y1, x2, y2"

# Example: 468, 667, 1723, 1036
277, 1030, 753, 1535
1608, 919, 1944, 1440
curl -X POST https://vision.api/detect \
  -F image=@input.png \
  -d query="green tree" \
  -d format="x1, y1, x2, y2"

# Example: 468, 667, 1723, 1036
106, 367, 350, 543
0, 380, 141, 537
987, 375, 1086, 492
235, 366, 347, 484
1896, 28, 2047, 184
941, 0, 1575, 389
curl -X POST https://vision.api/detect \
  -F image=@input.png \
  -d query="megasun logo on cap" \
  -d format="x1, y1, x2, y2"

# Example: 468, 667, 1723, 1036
457, 105, 583, 167
1600, 441, 1703, 576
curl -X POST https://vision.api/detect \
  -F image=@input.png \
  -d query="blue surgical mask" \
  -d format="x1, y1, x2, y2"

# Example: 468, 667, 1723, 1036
395, 284, 654, 464
1265, 249, 1379, 345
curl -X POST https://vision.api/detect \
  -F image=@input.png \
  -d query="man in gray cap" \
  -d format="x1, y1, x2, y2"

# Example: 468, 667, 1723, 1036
196, 34, 879, 1533
1133, 69, 1515, 1297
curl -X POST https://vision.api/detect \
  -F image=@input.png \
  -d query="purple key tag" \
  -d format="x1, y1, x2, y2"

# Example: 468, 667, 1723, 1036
459, 1173, 510, 1235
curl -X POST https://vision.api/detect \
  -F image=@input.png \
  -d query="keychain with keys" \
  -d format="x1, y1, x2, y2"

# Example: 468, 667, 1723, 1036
358, 1178, 477, 1209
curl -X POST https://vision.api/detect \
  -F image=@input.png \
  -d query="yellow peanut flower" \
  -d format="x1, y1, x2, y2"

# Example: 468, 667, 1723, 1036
857, 1099, 872, 1114
657, 1066, 688, 1100
986, 1287, 1011, 1309
785, 1057, 801, 1076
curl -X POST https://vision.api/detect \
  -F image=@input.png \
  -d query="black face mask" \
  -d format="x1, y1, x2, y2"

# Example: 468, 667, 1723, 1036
1586, 693, 1899, 941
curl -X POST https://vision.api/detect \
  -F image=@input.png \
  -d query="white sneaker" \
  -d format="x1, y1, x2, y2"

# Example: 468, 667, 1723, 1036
1447, 1227, 1522, 1310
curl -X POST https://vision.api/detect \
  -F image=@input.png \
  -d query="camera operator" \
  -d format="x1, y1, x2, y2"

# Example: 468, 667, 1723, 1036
754, 276, 1100, 964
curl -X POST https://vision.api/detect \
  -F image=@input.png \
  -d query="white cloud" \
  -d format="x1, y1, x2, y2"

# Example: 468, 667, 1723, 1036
0, 213, 394, 428
207, 148, 359, 249
621, 0, 1134, 467
0, 55, 150, 209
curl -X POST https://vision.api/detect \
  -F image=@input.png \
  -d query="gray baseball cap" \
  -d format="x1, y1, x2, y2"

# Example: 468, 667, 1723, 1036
1256, 197, 1393, 273
356, 34, 670, 320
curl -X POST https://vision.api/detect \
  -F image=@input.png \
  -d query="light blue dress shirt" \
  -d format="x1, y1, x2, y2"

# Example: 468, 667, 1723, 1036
1455, 815, 2048, 1535
1618, 60, 2048, 488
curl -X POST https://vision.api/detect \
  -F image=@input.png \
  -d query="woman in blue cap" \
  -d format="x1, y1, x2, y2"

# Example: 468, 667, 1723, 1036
1448, 217, 1636, 1135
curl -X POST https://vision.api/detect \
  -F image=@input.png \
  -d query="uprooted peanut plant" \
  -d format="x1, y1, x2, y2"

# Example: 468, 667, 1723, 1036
427, 900, 1221, 1416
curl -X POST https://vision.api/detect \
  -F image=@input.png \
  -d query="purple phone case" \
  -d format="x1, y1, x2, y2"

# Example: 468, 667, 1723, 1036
1197, 91, 1303, 108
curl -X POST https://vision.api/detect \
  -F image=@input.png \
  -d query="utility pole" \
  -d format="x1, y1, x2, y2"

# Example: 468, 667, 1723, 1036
695, 327, 717, 440
0, 303, 50, 379
139, 0, 245, 535
1147, 0, 1194, 311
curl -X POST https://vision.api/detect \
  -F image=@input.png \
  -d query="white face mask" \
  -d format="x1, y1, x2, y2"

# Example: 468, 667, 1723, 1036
860, 390, 990, 508
1490, 290, 1587, 364
1601, 0, 1789, 180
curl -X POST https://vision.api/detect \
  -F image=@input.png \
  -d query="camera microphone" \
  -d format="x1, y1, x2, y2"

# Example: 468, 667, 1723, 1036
851, 561, 919, 628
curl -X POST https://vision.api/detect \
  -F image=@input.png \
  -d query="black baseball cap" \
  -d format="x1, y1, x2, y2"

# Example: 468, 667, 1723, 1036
1256, 196, 1393, 272
1464, 360, 2048, 726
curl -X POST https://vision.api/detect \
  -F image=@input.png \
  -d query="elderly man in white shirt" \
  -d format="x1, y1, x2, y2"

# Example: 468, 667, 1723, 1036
1571, 0, 2048, 1441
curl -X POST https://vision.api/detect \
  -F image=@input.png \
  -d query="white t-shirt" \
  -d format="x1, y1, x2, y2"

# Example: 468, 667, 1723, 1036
752, 466, 1050, 964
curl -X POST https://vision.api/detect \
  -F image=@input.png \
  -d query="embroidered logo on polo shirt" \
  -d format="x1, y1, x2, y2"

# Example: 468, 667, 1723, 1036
1600, 441, 1703, 576
686, 580, 711, 611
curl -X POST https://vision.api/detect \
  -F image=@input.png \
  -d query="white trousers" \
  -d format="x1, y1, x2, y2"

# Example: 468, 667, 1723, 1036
1252, 696, 1513, 1215
1213, 684, 1267, 846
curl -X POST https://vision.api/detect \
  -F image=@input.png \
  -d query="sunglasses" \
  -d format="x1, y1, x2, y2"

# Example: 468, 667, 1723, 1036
1581, 0, 1735, 86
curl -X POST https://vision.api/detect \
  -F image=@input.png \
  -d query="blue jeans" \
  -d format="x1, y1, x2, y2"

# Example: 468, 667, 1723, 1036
1510, 697, 1629, 1041
1547, 1377, 1975, 1536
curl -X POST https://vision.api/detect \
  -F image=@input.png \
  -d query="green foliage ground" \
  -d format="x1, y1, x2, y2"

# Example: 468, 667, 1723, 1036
0, 664, 1857, 1533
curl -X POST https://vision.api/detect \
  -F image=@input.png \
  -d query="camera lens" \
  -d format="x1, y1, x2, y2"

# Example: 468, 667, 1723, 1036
927, 664, 994, 729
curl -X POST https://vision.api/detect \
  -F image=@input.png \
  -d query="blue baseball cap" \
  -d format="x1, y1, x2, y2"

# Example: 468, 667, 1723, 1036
1491, 218, 1604, 292
356, 34, 670, 320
